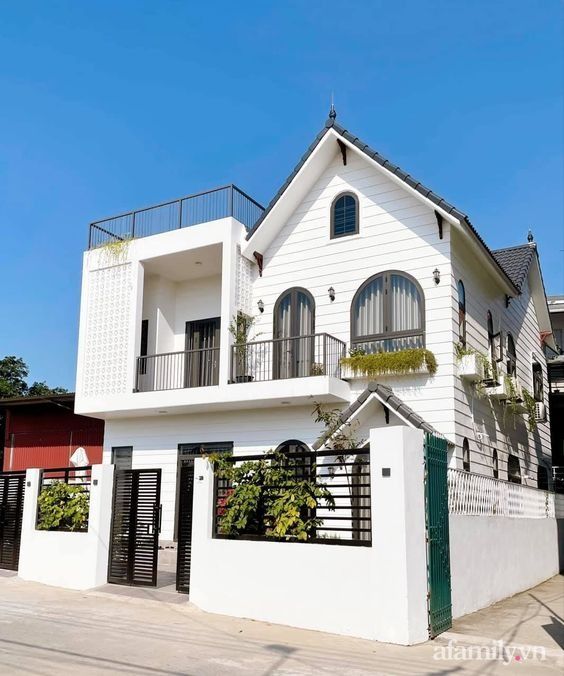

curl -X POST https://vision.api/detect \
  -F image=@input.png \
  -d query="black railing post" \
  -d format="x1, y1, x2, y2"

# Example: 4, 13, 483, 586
131, 211, 136, 238
179, 199, 183, 229
323, 334, 327, 374
230, 185, 234, 218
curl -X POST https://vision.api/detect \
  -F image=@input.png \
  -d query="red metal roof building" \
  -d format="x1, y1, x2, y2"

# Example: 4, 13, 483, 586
0, 394, 103, 471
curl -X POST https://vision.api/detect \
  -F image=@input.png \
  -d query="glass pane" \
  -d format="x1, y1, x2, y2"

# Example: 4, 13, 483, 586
333, 194, 357, 236
390, 274, 422, 333
354, 276, 384, 339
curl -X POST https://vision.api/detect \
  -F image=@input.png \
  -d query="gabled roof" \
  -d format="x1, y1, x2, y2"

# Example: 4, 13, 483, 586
312, 382, 451, 450
492, 243, 536, 292
246, 113, 519, 295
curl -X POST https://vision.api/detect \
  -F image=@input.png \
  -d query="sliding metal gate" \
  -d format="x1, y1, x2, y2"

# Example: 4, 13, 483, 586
424, 433, 452, 638
108, 469, 161, 587
176, 461, 195, 594
0, 472, 26, 571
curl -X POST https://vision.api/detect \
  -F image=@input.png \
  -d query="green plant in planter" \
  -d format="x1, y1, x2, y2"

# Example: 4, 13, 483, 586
36, 482, 90, 531
208, 449, 335, 541
310, 362, 325, 376
99, 236, 132, 264
454, 343, 492, 397
229, 312, 262, 382
340, 347, 438, 377
522, 388, 538, 433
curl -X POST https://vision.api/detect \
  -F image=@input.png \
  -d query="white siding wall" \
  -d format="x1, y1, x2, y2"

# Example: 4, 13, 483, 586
251, 149, 456, 439
103, 406, 324, 540
451, 230, 551, 484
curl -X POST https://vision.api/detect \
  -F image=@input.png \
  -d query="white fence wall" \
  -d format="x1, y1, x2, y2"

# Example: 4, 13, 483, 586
450, 515, 560, 618
190, 427, 429, 645
18, 464, 115, 590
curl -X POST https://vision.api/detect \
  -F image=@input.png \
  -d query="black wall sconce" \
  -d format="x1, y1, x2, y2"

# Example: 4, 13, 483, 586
257, 299, 264, 313
433, 268, 441, 285
328, 286, 336, 302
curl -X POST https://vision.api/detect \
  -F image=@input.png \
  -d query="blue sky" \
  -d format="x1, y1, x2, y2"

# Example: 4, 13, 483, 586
0, 1, 562, 389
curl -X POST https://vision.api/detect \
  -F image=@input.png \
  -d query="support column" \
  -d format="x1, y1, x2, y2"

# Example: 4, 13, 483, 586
370, 426, 429, 645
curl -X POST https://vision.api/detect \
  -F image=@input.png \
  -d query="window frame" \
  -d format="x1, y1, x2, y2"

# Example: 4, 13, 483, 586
457, 280, 466, 347
330, 191, 359, 239
462, 438, 470, 472
532, 360, 544, 402
273, 287, 316, 340
507, 454, 521, 484
111, 446, 133, 471
350, 270, 425, 350
492, 449, 499, 479
506, 333, 517, 378
537, 465, 549, 490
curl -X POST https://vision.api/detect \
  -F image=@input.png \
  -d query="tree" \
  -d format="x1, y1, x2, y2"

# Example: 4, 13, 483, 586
0, 355, 68, 399
0, 356, 29, 398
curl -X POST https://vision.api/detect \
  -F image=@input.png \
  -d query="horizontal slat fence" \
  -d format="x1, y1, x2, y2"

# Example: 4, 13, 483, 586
214, 449, 371, 546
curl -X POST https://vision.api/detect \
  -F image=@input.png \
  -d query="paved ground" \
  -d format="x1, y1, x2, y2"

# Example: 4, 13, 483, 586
0, 571, 562, 675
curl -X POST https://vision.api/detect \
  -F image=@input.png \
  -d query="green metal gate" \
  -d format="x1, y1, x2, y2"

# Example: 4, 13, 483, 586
424, 433, 452, 638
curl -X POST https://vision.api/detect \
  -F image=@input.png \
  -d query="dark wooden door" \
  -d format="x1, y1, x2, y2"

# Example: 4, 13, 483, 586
0, 473, 25, 571
185, 318, 220, 387
176, 461, 195, 594
274, 289, 315, 379
108, 469, 161, 587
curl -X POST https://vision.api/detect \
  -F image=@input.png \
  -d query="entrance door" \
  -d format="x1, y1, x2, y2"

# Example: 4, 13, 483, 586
108, 469, 161, 587
185, 318, 220, 387
424, 433, 452, 638
175, 442, 232, 594
0, 473, 25, 571
273, 288, 315, 379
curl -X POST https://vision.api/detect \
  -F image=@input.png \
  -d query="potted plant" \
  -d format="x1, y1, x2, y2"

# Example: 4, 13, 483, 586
455, 344, 489, 383
229, 312, 260, 383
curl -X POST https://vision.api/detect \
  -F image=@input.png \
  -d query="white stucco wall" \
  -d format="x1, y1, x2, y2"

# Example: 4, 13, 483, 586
18, 464, 115, 590
190, 427, 429, 645
449, 514, 560, 618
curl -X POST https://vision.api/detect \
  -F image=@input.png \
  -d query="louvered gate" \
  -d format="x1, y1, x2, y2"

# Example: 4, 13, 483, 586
424, 433, 452, 638
108, 469, 161, 587
0, 472, 26, 571
176, 461, 195, 593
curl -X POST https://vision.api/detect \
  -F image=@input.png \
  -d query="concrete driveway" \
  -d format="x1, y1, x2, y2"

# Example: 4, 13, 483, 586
0, 571, 562, 675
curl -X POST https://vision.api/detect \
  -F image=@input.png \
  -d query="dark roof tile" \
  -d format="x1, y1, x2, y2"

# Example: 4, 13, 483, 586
491, 243, 536, 292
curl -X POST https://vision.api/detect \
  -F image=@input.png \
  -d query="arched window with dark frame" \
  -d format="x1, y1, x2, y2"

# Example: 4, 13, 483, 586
457, 280, 466, 346
532, 360, 544, 402
486, 310, 498, 380
351, 271, 425, 353
331, 192, 359, 238
273, 288, 315, 379
492, 449, 499, 479
537, 465, 549, 490
507, 454, 521, 484
462, 438, 470, 472
506, 333, 517, 378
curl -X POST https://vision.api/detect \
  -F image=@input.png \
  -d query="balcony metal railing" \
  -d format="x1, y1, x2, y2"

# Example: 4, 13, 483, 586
135, 347, 220, 392
230, 333, 346, 383
88, 185, 264, 249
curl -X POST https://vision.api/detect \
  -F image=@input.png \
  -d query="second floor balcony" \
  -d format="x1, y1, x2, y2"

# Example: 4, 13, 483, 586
134, 333, 346, 393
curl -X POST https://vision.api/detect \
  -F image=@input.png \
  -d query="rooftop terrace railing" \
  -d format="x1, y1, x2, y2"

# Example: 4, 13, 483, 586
88, 184, 264, 249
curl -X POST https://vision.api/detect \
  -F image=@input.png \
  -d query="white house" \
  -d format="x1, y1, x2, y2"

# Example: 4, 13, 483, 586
69, 110, 560, 642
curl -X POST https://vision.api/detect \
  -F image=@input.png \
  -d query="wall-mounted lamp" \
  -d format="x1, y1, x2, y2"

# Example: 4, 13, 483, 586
328, 286, 336, 302
257, 299, 265, 314
433, 268, 441, 285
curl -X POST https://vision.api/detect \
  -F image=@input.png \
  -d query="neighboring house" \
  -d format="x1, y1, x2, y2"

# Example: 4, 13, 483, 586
0, 393, 103, 471
75, 111, 557, 542
547, 296, 564, 490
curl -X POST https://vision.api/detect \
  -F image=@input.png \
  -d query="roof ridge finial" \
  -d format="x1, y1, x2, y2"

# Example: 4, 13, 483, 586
527, 229, 534, 243
329, 92, 337, 120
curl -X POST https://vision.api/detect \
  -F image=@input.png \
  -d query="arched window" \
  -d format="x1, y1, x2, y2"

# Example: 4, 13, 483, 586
532, 360, 544, 402
506, 333, 517, 378
507, 454, 521, 484
351, 271, 424, 353
486, 310, 498, 380
457, 280, 466, 347
462, 438, 470, 472
492, 449, 499, 479
274, 288, 315, 379
331, 192, 358, 238
537, 465, 549, 490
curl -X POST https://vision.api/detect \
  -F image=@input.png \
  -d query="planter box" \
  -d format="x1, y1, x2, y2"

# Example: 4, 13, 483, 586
486, 376, 521, 403
458, 354, 485, 383
340, 364, 429, 380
